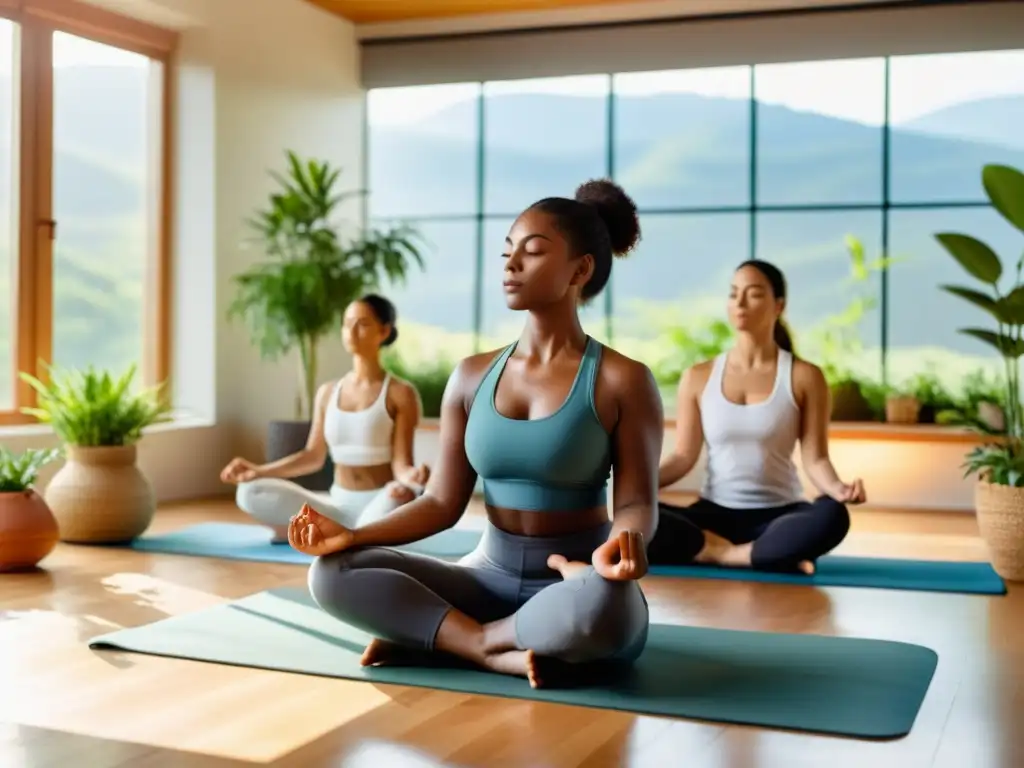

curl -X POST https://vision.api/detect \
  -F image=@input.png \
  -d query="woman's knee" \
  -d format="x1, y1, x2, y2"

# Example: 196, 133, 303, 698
307, 548, 387, 611
520, 573, 649, 663
816, 496, 852, 540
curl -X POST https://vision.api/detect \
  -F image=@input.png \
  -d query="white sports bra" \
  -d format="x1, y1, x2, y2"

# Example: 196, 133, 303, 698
322, 375, 394, 466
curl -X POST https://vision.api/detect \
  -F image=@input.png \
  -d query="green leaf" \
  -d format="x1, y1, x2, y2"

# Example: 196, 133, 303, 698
940, 284, 1001, 319
935, 233, 1003, 284
999, 285, 1024, 325
982, 164, 1024, 234
958, 328, 1024, 359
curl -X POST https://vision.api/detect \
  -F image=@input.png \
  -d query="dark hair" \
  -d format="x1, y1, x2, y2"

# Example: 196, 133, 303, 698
735, 259, 794, 353
528, 178, 641, 301
358, 293, 398, 346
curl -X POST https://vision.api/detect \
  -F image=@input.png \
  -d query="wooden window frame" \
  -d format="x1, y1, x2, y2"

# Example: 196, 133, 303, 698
0, 0, 177, 426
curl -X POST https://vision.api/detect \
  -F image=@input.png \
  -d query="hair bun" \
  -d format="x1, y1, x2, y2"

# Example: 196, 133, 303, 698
574, 178, 641, 257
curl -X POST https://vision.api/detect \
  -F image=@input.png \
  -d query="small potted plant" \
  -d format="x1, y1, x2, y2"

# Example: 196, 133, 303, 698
885, 384, 921, 425
0, 446, 62, 571
19, 363, 172, 544
937, 162, 1024, 581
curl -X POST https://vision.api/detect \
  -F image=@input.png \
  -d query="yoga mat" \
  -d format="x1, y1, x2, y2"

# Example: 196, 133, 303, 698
88, 587, 937, 739
127, 522, 480, 561
127, 522, 1006, 595
649, 558, 1007, 596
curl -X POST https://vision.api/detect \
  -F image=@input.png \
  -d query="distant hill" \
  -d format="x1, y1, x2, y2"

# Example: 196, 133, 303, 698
369, 91, 1024, 361
902, 96, 1024, 151
3, 69, 1023, 407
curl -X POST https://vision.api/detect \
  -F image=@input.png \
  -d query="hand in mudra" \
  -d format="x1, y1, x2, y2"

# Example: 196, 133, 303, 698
546, 531, 648, 582
288, 504, 354, 556
220, 457, 261, 484
592, 530, 648, 581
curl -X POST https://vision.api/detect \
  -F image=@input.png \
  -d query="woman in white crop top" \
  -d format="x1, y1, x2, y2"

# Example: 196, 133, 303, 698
220, 295, 430, 543
648, 260, 866, 575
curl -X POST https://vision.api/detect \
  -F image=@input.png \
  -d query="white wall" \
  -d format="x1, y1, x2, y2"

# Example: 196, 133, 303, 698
3, 0, 364, 501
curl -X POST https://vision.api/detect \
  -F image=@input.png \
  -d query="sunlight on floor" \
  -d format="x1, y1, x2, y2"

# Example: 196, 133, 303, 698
0, 572, 398, 762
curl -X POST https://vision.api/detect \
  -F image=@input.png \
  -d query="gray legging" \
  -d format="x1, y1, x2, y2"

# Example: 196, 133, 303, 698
307, 520, 650, 665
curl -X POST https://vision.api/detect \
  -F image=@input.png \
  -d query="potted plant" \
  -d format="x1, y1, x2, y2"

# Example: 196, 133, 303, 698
19, 364, 172, 543
228, 151, 424, 490
0, 447, 62, 571
885, 384, 921, 425
937, 162, 1024, 581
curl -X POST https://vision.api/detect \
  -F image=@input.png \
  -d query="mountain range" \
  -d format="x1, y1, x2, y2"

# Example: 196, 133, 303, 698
368, 90, 1024, 364
2, 68, 1023, 405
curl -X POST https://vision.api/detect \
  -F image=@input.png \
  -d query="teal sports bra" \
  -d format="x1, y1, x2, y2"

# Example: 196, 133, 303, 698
464, 336, 613, 512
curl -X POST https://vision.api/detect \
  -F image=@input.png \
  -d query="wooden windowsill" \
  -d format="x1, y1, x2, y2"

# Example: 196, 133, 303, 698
414, 418, 998, 444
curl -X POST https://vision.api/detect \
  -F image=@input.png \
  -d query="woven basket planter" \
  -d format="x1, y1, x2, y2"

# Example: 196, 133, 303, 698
43, 445, 155, 544
885, 395, 921, 425
975, 478, 1024, 581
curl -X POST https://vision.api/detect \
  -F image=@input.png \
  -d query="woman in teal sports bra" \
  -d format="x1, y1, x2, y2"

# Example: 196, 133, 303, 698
289, 179, 664, 688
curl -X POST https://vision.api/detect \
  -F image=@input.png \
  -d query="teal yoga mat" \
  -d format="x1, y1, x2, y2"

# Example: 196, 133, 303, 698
127, 522, 1006, 595
88, 587, 937, 739
127, 522, 480, 560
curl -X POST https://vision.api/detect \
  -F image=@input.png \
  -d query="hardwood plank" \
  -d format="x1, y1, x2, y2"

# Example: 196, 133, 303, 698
1, 497, 1020, 768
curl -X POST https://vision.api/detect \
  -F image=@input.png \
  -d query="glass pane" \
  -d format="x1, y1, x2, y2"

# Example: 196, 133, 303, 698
483, 75, 609, 215
887, 207, 1013, 396
480, 216, 606, 347
374, 217, 477, 362
51, 32, 153, 379
0, 19, 16, 409
755, 210, 883, 384
889, 50, 1024, 203
755, 57, 885, 206
367, 83, 480, 218
610, 213, 750, 413
612, 66, 750, 208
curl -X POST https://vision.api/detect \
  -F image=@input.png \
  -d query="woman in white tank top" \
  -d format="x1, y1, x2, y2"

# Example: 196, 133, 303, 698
648, 260, 866, 575
220, 295, 430, 543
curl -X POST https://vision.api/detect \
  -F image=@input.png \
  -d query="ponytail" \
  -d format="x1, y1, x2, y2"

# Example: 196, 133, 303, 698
774, 318, 794, 353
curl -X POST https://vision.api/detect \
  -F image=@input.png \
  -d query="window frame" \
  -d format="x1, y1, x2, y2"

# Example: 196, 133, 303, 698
0, 0, 177, 426
364, 56, 1007, 411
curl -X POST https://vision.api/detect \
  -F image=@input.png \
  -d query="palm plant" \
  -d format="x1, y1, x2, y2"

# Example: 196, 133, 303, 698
228, 151, 424, 420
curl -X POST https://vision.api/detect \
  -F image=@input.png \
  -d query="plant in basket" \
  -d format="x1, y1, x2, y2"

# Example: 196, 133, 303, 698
937, 162, 1024, 580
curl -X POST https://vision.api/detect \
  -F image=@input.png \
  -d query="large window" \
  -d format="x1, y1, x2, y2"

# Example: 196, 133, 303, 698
0, 2, 174, 425
366, 48, 1024, 417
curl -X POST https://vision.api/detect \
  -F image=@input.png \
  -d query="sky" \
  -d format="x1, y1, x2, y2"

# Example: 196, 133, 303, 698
368, 50, 1024, 128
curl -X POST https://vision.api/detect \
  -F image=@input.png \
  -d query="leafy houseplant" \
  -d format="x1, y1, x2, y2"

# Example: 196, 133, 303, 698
936, 162, 1024, 580
19, 364, 172, 543
0, 447, 62, 572
228, 151, 424, 489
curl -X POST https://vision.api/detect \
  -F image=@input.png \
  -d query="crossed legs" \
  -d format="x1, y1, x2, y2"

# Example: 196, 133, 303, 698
647, 495, 851, 573
236, 477, 421, 542
306, 530, 649, 687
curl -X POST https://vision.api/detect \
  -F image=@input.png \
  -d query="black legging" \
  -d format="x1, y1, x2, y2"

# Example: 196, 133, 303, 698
647, 495, 851, 573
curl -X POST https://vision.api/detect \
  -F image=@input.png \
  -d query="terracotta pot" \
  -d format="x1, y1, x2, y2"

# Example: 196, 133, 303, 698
975, 478, 1024, 582
44, 444, 155, 543
0, 489, 59, 571
886, 395, 921, 424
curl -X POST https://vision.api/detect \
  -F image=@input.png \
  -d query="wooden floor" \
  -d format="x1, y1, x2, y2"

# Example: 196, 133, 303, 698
1, 496, 1021, 768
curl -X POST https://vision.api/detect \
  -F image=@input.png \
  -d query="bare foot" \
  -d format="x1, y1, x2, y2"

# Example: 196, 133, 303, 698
480, 648, 545, 687
694, 530, 753, 568
359, 638, 435, 667
798, 560, 816, 575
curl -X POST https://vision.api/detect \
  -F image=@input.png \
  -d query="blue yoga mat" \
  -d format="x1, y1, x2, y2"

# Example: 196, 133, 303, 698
128, 521, 480, 561
89, 586, 938, 739
127, 522, 1006, 595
